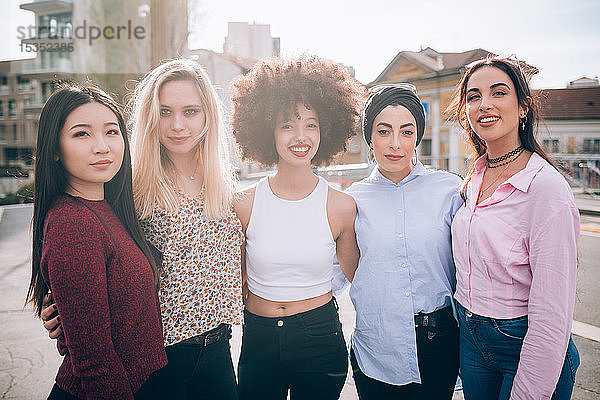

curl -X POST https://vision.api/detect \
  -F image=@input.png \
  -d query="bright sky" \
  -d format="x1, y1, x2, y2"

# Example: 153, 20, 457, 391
3, 0, 598, 89
1, 0, 36, 62
188, 0, 600, 89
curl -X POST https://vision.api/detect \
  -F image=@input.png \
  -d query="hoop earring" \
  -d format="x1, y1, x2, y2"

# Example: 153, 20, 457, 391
411, 149, 418, 166
368, 146, 376, 164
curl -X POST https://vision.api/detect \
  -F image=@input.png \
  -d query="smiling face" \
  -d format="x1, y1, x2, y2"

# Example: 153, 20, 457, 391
274, 103, 320, 168
371, 105, 417, 183
158, 79, 207, 159
59, 102, 124, 199
465, 66, 525, 149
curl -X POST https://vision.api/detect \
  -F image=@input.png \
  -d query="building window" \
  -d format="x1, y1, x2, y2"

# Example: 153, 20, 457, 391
582, 139, 600, 154
50, 18, 58, 36
542, 139, 559, 153
8, 100, 16, 117
17, 76, 31, 92
0, 125, 6, 142
421, 138, 432, 156
12, 124, 18, 141
42, 82, 56, 102
0, 100, 3, 117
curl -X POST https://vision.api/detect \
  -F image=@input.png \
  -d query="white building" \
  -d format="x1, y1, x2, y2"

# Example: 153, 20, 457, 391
223, 22, 280, 62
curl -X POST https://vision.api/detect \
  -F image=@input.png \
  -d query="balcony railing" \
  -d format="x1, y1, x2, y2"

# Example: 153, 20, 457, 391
20, 57, 73, 74
551, 154, 600, 196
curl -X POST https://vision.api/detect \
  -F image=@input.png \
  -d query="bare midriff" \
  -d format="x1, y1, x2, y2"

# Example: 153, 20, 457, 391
245, 290, 333, 317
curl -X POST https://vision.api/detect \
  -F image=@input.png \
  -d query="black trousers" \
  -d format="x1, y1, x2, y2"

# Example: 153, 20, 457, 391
350, 308, 459, 400
238, 298, 348, 400
151, 324, 238, 400
48, 378, 153, 400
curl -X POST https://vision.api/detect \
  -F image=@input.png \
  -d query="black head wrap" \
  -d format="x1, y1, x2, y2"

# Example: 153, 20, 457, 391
362, 86, 426, 147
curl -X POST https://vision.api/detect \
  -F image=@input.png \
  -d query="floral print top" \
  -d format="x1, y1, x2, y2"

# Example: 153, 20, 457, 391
141, 191, 244, 346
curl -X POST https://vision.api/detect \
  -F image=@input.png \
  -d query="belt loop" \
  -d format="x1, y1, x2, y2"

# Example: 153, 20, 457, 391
332, 296, 339, 311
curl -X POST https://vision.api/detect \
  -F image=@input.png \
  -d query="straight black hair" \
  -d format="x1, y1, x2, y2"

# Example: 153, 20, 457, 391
27, 83, 158, 317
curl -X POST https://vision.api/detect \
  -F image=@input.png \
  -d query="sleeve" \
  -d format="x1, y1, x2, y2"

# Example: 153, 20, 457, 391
449, 186, 465, 221
510, 204, 579, 400
44, 211, 135, 400
331, 255, 350, 295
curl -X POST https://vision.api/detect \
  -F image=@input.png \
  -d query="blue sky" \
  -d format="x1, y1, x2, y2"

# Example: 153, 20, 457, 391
3, 0, 598, 89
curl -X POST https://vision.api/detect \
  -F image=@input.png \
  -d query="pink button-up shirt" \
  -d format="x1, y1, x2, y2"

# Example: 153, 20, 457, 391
452, 152, 579, 400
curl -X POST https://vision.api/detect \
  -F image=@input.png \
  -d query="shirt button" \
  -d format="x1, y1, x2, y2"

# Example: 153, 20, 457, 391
405, 292, 410, 297
277, 320, 284, 327
402, 263, 407, 268
398, 233, 404, 238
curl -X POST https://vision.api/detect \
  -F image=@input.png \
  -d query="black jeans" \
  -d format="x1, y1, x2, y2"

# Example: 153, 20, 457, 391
238, 298, 348, 400
48, 378, 153, 400
151, 324, 238, 400
350, 307, 459, 400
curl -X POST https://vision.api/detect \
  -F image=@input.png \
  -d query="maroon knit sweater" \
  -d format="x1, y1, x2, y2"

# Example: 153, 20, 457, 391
41, 195, 167, 399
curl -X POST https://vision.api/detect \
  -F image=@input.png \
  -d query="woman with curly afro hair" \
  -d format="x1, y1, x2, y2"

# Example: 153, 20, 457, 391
231, 56, 363, 400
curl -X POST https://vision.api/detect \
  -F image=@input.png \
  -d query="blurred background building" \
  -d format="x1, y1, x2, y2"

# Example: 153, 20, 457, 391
1, 3, 599, 196
0, 0, 187, 194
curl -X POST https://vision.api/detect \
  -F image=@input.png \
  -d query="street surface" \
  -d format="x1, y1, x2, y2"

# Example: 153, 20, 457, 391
1, 204, 598, 399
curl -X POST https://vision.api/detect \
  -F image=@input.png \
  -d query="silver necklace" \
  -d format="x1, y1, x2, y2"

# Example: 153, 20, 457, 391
175, 160, 200, 181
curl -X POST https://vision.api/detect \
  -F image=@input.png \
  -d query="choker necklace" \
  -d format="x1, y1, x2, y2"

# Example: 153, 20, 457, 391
487, 145, 524, 168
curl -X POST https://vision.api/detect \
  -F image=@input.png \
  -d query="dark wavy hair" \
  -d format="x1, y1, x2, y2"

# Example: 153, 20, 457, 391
447, 56, 555, 197
27, 83, 158, 317
230, 56, 363, 166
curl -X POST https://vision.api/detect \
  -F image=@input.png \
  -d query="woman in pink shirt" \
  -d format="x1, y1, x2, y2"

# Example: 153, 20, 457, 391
448, 57, 580, 400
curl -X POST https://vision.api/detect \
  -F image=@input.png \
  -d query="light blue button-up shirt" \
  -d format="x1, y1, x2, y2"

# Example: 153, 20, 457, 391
343, 162, 463, 386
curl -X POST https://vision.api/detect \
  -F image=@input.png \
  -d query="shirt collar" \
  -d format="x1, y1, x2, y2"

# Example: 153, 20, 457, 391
367, 161, 429, 186
473, 151, 546, 193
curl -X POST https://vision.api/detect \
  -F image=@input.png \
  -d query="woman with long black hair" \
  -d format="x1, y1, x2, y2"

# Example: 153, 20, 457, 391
28, 84, 166, 399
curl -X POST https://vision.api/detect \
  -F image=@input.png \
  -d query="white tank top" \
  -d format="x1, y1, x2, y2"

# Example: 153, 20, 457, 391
245, 175, 336, 302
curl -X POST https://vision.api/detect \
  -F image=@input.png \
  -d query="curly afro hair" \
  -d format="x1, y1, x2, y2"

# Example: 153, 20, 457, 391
230, 56, 364, 167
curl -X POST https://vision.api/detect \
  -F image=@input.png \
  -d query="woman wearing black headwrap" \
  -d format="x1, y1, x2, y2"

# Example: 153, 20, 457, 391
343, 85, 462, 399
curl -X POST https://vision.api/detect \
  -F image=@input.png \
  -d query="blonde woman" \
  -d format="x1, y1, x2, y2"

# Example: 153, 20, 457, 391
42, 59, 243, 399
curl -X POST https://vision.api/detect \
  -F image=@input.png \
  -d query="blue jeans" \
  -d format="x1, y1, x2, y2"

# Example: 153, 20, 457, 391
456, 302, 579, 400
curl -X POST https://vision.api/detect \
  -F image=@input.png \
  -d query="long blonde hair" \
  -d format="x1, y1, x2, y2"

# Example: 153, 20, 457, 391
129, 59, 235, 220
